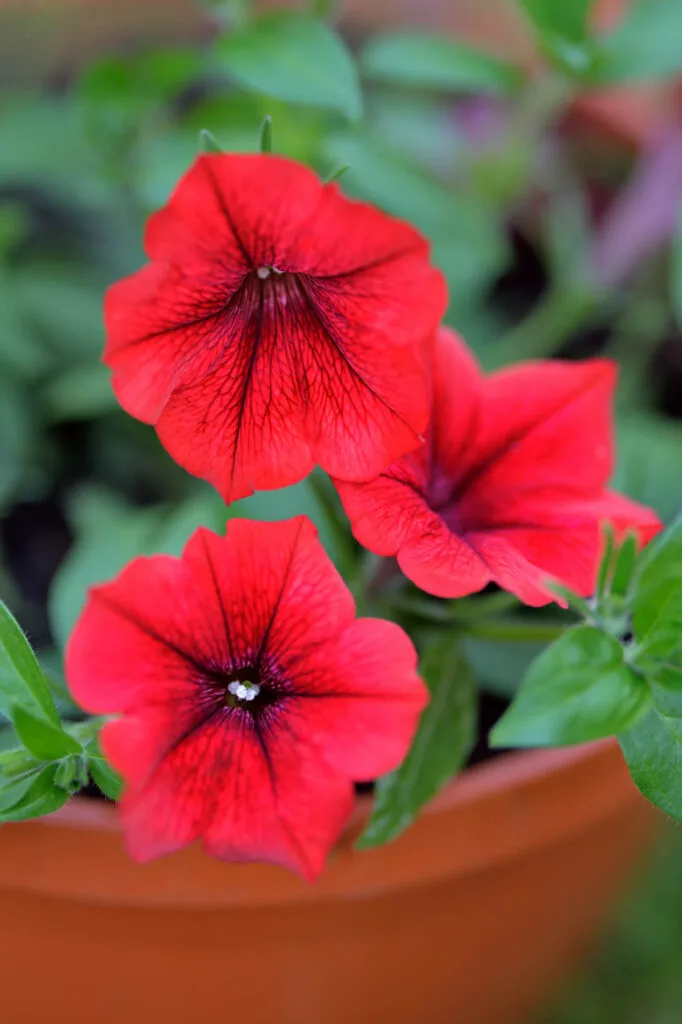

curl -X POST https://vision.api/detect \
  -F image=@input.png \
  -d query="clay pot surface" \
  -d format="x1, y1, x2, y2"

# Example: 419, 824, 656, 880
0, 739, 659, 1024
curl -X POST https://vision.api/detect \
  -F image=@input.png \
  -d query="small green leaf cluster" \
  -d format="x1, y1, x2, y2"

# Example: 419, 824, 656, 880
491, 517, 682, 822
0, 598, 121, 822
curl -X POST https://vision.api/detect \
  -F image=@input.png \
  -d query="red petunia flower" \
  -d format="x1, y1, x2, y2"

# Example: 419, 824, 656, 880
104, 154, 447, 502
334, 329, 661, 607
66, 517, 426, 880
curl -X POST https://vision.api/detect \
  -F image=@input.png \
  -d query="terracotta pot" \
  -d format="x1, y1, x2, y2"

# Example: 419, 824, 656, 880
0, 739, 658, 1024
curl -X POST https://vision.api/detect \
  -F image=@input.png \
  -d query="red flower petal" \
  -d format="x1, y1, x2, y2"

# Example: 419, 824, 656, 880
104, 154, 446, 501
431, 330, 617, 505
183, 517, 358, 665
65, 553, 223, 714
66, 517, 425, 879
289, 618, 427, 780
456, 361, 617, 515
103, 712, 354, 880
397, 522, 492, 600
336, 328, 661, 604
335, 451, 431, 558
200, 734, 354, 881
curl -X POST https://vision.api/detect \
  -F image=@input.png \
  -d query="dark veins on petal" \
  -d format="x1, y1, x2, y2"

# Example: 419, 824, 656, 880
163, 262, 419, 484
421, 376, 597, 533
97, 591, 292, 733
99, 521, 310, 764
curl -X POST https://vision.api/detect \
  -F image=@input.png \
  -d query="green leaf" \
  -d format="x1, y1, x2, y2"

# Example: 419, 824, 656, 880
41, 362, 118, 422
633, 575, 682, 657
364, 89, 461, 171
0, 202, 30, 259
610, 533, 639, 598
672, 209, 682, 333
323, 162, 349, 184
631, 516, 682, 655
360, 33, 522, 95
89, 757, 123, 801
79, 49, 202, 114
0, 378, 36, 514
310, 0, 334, 15
0, 598, 60, 727
490, 626, 651, 747
0, 97, 95, 198
0, 765, 70, 822
200, 128, 223, 153
619, 708, 682, 820
646, 651, 682, 719
635, 513, 682, 584
0, 760, 45, 813
357, 639, 476, 848
519, 0, 594, 73
12, 266, 105, 361
597, 521, 616, 598
520, 0, 593, 42
10, 705, 81, 761
0, 279, 51, 380
589, 0, 682, 84
214, 13, 362, 120
259, 114, 273, 153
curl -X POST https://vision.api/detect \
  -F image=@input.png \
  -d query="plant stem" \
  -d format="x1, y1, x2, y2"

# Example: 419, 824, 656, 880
507, 72, 574, 144
365, 557, 402, 598
483, 286, 598, 367
461, 617, 566, 644
449, 590, 521, 621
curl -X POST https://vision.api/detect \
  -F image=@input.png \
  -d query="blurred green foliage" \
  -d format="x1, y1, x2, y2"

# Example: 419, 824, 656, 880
543, 827, 682, 1024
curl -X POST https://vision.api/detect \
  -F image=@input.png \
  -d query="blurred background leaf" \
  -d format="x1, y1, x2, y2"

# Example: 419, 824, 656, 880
360, 33, 524, 96
590, 0, 682, 84
213, 12, 362, 120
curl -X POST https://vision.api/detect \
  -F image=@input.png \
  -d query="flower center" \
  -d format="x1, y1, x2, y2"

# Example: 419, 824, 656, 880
255, 265, 283, 280
425, 465, 464, 531
226, 679, 260, 706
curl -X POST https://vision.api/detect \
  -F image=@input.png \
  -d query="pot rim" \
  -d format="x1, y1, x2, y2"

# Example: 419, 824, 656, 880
0, 739, 649, 909
47, 739, 607, 829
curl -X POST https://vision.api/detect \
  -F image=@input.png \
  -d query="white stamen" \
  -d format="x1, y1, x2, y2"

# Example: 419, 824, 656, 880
228, 680, 260, 702
256, 266, 271, 280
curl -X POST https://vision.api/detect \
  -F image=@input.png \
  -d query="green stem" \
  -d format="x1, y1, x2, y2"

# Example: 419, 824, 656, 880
483, 286, 598, 367
506, 72, 574, 143
365, 557, 402, 598
461, 617, 566, 644
450, 591, 521, 621
606, 290, 670, 409
390, 591, 523, 626
471, 72, 574, 208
